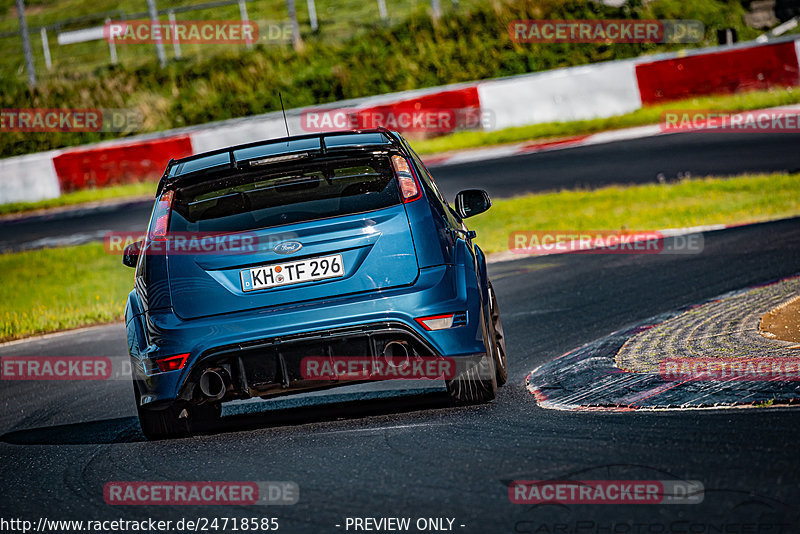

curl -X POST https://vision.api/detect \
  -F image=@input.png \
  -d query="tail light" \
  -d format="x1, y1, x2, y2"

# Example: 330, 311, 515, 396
149, 190, 174, 241
416, 313, 455, 331
392, 155, 421, 203
155, 353, 189, 373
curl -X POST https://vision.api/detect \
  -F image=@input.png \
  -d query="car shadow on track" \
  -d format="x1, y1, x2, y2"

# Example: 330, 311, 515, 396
0, 416, 144, 445
0, 392, 456, 445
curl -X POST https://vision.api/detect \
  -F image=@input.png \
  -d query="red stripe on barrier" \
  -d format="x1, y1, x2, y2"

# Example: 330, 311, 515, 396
352, 87, 481, 134
519, 134, 592, 153
52, 136, 193, 193
635, 42, 800, 105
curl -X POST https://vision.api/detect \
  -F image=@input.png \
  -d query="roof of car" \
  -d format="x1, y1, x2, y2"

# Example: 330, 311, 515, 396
157, 128, 405, 194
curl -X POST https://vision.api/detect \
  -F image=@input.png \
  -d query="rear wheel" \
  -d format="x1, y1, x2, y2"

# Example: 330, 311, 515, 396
133, 382, 220, 440
192, 402, 223, 432
445, 314, 497, 405
136, 401, 190, 440
488, 282, 508, 387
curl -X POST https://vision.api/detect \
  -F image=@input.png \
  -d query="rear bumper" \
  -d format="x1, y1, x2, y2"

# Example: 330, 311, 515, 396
128, 264, 487, 407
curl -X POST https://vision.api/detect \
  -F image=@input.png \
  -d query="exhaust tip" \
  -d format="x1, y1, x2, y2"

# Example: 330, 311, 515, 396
382, 341, 411, 368
199, 368, 229, 401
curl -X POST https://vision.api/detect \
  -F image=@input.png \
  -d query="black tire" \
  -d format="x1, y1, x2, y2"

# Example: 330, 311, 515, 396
191, 402, 223, 432
136, 401, 191, 440
445, 314, 497, 405
488, 282, 508, 387
133, 381, 220, 440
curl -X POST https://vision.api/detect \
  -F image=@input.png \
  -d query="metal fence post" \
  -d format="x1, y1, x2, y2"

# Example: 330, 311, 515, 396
40, 27, 52, 70
15, 0, 37, 87
307, 0, 318, 32
146, 0, 167, 67
106, 17, 118, 65
431, 0, 441, 21
168, 11, 182, 57
377, 0, 388, 21
237, 0, 253, 49
286, 0, 303, 51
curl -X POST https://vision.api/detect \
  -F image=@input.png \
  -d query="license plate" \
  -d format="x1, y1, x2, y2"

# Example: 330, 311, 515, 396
240, 254, 344, 292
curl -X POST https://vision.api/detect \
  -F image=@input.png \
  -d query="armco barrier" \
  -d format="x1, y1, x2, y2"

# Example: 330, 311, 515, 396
189, 87, 482, 153
477, 59, 642, 130
351, 87, 481, 132
51, 135, 193, 193
797, 39, 800, 70
2, 37, 800, 205
0, 151, 61, 204
635, 41, 800, 104
190, 115, 300, 153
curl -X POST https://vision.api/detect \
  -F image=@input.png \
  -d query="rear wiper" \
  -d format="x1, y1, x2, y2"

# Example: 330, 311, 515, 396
188, 191, 243, 207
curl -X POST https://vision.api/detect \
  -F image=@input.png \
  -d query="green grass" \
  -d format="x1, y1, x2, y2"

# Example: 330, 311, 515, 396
0, 0, 476, 79
469, 172, 800, 255
413, 87, 800, 154
0, 242, 132, 341
0, 0, 748, 81
0, 181, 155, 216
754, 399, 776, 407
2, 171, 798, 341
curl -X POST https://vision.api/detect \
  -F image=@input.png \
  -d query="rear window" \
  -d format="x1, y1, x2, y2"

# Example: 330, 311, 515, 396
169, 154, 400, 233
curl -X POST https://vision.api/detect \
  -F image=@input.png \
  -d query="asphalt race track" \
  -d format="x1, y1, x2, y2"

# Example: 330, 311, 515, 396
431, 130, 800, 199
1, 217, 799, 531
2, 130, 800, 252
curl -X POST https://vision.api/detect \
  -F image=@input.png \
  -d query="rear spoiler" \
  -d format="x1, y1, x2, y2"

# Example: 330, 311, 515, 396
156, 129, 407, 196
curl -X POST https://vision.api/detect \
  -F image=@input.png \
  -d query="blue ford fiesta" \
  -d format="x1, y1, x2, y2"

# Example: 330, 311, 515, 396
123, 129, 507, 439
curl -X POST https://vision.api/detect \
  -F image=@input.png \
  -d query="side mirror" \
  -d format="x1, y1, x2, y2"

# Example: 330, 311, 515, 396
455, 189, 491, 219
123, 240, 143, 268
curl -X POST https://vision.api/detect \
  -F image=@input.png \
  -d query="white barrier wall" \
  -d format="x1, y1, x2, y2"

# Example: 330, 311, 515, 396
796, 38, 800, 70
477, 59, 642, 131
0, 151, 61, 204
190, 115, 301, 154
189, 84, 478, 154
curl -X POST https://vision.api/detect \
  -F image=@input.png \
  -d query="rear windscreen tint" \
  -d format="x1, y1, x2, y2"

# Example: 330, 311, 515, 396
169, 155, 400, 233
